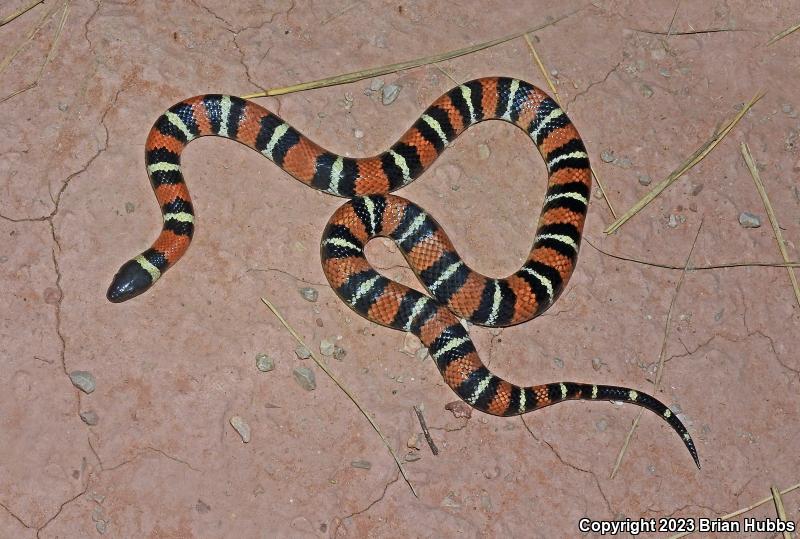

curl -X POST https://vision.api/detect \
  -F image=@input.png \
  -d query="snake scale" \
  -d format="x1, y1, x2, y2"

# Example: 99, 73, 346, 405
107, 77, 699, 468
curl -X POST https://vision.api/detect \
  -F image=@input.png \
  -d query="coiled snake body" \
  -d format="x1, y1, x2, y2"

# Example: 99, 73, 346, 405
107, 77, 699, 468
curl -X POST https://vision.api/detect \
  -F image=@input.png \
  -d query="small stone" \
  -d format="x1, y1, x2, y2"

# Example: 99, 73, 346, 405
782, 103, 794, 114
96, 521, 107, 534
295, 345, 311, 359
658, 67, 671, 77
91, 506, 104, 522
690, 183, 704, 196
69, 371, 96, 394
480, 491, 493, 511
43, 287, 61, 305
299, 287, 318, 302
477, 143, 491, 160
350, 459, 372, 470
230, 416, 251, 443
647, 464, 656, 474
381, 84, 401, 105
353, 128, 364, 139
80, 410, 99, 426
293, 366, 316, 391
404, 451, 421, 462
315, 318, 324, 327
415, 347, 428, 361
444, 400, 472, 419
320, 339, 335, 356
333, 345, 346, 361
0, 256, 7, 263
738, 211, 761, 228
124, 202, 135, 214
616, 157, 632, 169
637, 173, 652, 186
667, 214, 679, 228
255, 353, 274, 372
369, 78, 384, 91
591, 357, 602, 371
550, 69, 559, 77
407, 433, 422, 449
640, 83, 654, 98
596, 418, 608, 432
552, 357, 564, 369
195, 499, 211, 513
600, 150, 615, 163
441, 492, 461, 508
58, 102, 69, 111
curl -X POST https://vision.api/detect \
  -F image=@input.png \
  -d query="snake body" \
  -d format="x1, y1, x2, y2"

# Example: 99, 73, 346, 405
108, 77, 699, 468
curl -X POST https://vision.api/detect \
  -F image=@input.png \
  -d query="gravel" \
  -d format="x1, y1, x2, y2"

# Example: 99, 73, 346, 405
299, 287, 318, 302
381, 84, 401, 105
69, 371, 96, 394
230, 416, 251, 443
350, 459, 372, 470
295, 345, 311, 359
255, 353, 274, 372
320, 339, 335, 356
293, 366, 316, 391
738, 211, 761, 228
80, 410, 99, 426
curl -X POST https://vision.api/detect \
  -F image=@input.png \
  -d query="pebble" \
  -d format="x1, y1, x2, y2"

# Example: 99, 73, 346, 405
69, 371, 96, 394
637, 173, 652, 186
616, 157, 632, 169
58, 102, 69, 111
441, 493, 461, 508
96, 521, 107, 534
445, 400, 472, 419
230, 416, 251, 443
477, 143, 491, 160
320, 339, 335, 356
404, 451, 421, 462
640, 83, 654, 98
295, 345, 311, 359
0, 256, 7, 263
299, 287, 318, 302
595, 418, 608, 432
407, 433, 422, 449
591, 357, 602, 371
353, 128, 364, 139
415, 347, 428, 361
667, 214, 679, 228
381, 84, 401, 105
552, 357, 564, 369
195, 499, 211, 514
80, 410, 99, 426
600, 150, 615, 163
255, 353, 274, 372
350, 459, 372, 470
658, 67, 671, 77
333, 345, 346, 361
369, 78, 384, 92
293, 366, 316, 391
738, 211, 761, 228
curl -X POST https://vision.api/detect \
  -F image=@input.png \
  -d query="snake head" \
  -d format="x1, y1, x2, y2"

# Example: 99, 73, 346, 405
107, 259, 155, 302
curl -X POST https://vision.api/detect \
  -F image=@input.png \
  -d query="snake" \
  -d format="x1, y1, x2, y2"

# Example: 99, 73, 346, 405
107, 77, 699, 468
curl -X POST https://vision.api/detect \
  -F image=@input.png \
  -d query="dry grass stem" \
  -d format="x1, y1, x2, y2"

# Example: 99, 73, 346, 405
741, 143, 800, 308
667, 481, 800, 539
0, 0, 62, 77
770, 486, 792, 539
584, 238, 800, 271
260, 297, 418, 497
522, 33, 617, 219
767, 21, 800, 45
0, 0, 43, 26
604, 91, 765, 234
609, 221, 702, 478
240, 8, 581, 99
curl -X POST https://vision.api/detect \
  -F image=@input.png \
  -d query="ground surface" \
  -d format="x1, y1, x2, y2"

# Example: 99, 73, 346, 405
1, 1, 799, 537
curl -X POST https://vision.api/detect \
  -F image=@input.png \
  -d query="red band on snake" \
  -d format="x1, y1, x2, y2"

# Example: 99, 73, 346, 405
107, 77, 699, 468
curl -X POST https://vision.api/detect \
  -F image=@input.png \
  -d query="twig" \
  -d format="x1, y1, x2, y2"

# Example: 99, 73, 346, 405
631, 27, 747, 36
0, 0, 43, 26
320, 1, 360, 25
260, 297, 418, 497
770, 486, 792, 539
240, 7, 582, 99
667, 481, 800, 539
609, 220, 702, 478
604, 91, 764, 234
767, 20, 800, 46
522, 33, 618, 219
583, 237, 800, 271
665, 0, 681, 37
741, 143, 800, 308
413, 405, 438, 456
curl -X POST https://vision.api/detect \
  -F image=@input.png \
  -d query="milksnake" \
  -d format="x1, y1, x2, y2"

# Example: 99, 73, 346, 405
107, 77, 699, 468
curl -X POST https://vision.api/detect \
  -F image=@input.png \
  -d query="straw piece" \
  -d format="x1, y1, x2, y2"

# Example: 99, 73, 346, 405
240, 8, 581, 99
0, 0, 43, 27
741, 143, 800, 308
767, 20, 800, 46
770, 486, 792, 539
0, 0, 62, 77
260, 297, 418, 497
604, 91, 765, 235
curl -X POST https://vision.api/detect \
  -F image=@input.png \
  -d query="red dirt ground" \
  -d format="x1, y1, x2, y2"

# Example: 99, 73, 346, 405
1, 1, 798, 537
